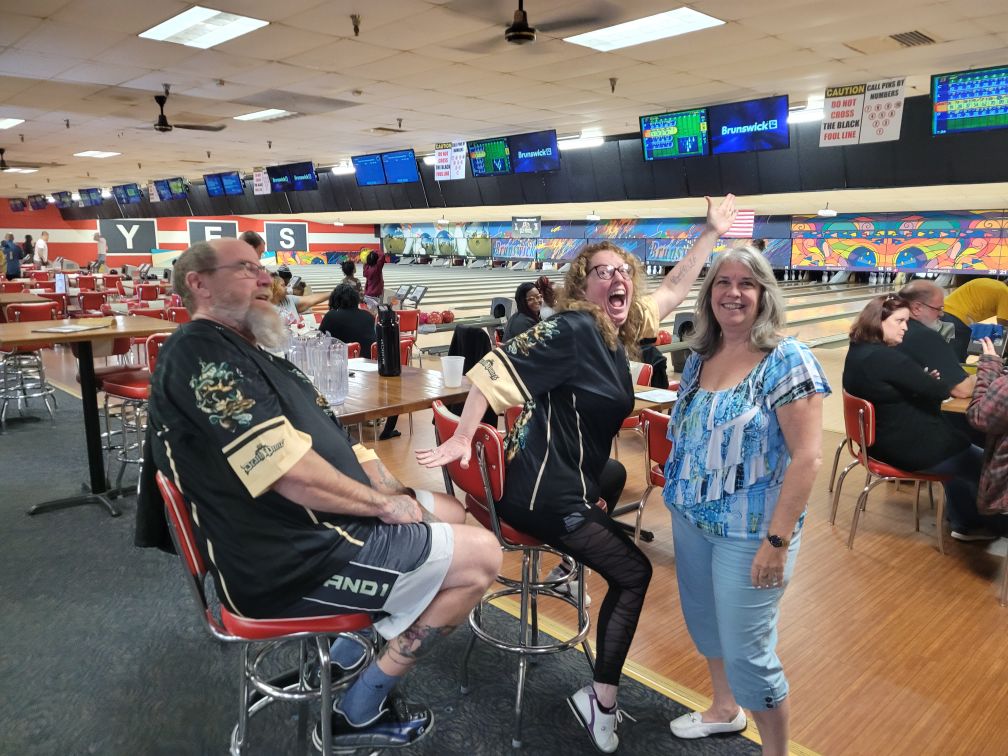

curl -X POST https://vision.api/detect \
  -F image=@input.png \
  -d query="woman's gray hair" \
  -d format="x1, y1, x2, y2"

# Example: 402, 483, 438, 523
688, 245, 785, 358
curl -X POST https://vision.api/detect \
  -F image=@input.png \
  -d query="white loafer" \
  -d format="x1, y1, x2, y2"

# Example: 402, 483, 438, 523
669, 709, 746, 739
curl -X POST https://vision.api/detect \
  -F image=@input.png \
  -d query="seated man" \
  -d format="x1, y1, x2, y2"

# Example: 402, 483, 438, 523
148, 237, 501, 750
940, 277, 1008, 361
897, 280, 975, 398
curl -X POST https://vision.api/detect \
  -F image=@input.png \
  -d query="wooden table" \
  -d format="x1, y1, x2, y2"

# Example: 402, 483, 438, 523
328, 362, 472, 426
0, 292, 53, 322
0, 315, 176, 516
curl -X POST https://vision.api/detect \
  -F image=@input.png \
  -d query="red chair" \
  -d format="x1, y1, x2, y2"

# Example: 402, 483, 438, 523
30, 270, 52, 283
344, 342, 361, 359
33, 281, 56, 292
126, 308, 167, 362
1, 302, 60, 426
368, 336, 414, 366
76, 274, 97, 291
830, 391, 952, 553
395, 309, 420, 365
77, 291, 108, 315
136, 284, 160, 302
1, 281, 25, 293
166, 307, 190, 324
628, 409, 672, 544
37, 292, 69, 318
154, 471, 375, 756
613, 361, 654, 456
168, 293, 182, 308
115, 279, 128, 296
431, 400, 592, 749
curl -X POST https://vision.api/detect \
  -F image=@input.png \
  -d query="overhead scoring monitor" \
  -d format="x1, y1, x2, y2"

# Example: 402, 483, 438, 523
468, 137, 511, 177
640, 108, 709, 160
932, 64, 1008, 135
381, 149, 420, 184
351, 154, 386, 187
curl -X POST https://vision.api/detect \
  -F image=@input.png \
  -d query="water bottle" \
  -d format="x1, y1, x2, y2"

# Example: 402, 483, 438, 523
375, 305, 401, 377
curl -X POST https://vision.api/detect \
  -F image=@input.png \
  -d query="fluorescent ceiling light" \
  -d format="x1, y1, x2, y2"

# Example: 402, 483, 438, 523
5, 167, 38, 173
0, 118, 25, 129
787, 107, 824, 124
74, 150, 120, 158
564, 8, 724, 52
559, 135, 604, 151
71, 192, 81, 201
330, 162, 355, 175
421, 154, 436, 166
101, 188, 113, 198
45, 195, 55, 203
234, 108, 292, 122
139, 6, 268, 50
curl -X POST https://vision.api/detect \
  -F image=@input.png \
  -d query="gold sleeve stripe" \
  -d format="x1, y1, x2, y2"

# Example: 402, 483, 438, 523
352, 444, 379, 465
466, 350, 530, 415
224, 418, 312, 497
222, 416, 286, 455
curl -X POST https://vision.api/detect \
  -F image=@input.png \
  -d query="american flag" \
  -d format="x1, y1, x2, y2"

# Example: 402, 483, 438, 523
723, 209, 755, 239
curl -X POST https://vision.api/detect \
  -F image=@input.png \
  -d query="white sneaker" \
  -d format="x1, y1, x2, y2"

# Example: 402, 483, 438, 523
669, 709, 746, 739
545, 562, 591, 608
567, 684, 629, 753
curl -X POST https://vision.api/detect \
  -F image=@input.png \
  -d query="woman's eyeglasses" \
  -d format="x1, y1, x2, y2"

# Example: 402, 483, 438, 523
589, 263, 632, 280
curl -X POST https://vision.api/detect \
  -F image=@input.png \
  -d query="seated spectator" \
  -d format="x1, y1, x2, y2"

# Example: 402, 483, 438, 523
940, 277, 1008, 361
148, 238, 501, 750
843, 295, 1001, 541
967, 337, 1008, 517
534, 275, 558, 318
897, 280, 974, 398
502, 282, 542, 340
239, 230, 265, 257
320, 284, 377, 357
269, 273, 327, 327
341, 260, 363, 294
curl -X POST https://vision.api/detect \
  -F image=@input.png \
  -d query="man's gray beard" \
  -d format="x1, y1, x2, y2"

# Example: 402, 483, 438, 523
246, 305, 289, 350
924, 318, 941, 331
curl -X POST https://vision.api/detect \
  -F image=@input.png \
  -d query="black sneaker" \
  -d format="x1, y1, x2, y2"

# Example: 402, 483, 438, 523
313, 694, 433, 751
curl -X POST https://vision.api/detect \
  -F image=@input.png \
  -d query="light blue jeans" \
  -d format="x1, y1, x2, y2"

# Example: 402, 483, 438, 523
671, 508, 801, 711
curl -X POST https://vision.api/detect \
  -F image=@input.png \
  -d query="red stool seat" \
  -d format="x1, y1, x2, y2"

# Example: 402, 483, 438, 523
220, 607, 373, 641
864, 459, 950, 482
101, 374, 151, 401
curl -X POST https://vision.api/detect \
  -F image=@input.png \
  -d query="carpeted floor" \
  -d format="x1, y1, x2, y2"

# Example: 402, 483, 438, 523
0, 391, 758, 755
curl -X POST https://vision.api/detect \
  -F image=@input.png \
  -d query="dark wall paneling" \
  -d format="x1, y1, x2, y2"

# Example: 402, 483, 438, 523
476, 177, 504, 206
756, 139, 801, 194
402, 180, 428, 209
495, 174, 526, 205
649, 153, 689, 199
186, 186, 215, 216
418, 164, 446, 208
718, 152, 761, 196
591, 141, 627, 201
543, 166, 573, 203
889, 96, 941, 187
333, 174, 366, 212
387, 184, 412, 210
226, 189, 260, 215
156, 198, 192, 218
618, 139, 657, 200
518, 172, 549, 204
435, 173, 482, 207
564, 149, 597, 203
355, 185, 382, 212
843, 140, 897, 189
794, 121, 845, 191
683, 155, 723, 197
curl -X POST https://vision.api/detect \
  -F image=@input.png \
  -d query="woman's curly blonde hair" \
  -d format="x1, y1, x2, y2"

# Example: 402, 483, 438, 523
558, 242, 645, 359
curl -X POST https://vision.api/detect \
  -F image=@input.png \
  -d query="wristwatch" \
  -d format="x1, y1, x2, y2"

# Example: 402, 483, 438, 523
766, 533, 790, 548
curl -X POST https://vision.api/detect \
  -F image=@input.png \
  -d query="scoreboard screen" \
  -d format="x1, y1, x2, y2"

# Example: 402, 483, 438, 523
932, 65, 1008, 135
640, 108, 709, 160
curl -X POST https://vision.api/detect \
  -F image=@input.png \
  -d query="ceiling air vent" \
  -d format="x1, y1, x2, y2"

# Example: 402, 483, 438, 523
370, 126, 407, 135
890, 31, 936, 47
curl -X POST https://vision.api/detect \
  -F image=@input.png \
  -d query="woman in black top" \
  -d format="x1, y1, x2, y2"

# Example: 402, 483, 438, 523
502, 281, 542, 340
319, 283, 376, 356
418, 195, 739, 753
842, 294, 993, 539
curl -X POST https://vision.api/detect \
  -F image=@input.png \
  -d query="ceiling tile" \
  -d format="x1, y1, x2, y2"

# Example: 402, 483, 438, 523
0, 49, 83, 79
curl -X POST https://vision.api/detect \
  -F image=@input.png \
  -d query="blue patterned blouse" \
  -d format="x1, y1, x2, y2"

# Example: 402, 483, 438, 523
662, 337, 830, 540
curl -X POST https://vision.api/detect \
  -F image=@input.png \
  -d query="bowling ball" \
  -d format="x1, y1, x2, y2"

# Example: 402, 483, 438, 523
418, 311, 429, 325
441, 310, 454, 323
428, 311, 443, 325
657, 330, 672, 345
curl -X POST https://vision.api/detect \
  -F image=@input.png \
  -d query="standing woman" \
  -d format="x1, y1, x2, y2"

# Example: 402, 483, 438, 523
21, 234, 34, 265
664, 246, 829, 755
419, 196, 738, 753
362, 251, 385, 310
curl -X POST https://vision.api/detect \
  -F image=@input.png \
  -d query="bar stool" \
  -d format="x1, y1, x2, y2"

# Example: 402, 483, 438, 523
431, 400, 593, 749
1, 302, 59, 427
154, 472, 376, 756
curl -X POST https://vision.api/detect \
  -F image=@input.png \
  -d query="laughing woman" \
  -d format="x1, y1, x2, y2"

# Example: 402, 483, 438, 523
418, 195, 738, 753
664, 245, 829, 756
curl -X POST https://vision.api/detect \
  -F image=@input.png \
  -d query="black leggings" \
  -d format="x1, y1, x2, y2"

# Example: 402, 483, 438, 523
551, 504, 652, 686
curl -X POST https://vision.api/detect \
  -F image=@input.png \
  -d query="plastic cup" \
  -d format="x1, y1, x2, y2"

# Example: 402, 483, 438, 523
441, 356, 465, 388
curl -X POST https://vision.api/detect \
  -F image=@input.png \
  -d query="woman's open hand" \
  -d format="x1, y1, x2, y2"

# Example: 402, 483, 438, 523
980, 336, 997, 356
705, 193, 738, 237
415, 434, 472, 469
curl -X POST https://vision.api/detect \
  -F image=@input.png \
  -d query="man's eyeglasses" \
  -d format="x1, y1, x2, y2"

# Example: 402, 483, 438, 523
919, 301, 944, 314
589, 263, 632, 280
200, 260, 269, 278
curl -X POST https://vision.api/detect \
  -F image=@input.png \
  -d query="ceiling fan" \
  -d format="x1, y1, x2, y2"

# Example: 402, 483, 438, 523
142, 84, 226, 133
0, 148, 53, 172
444, 0, 619, 53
